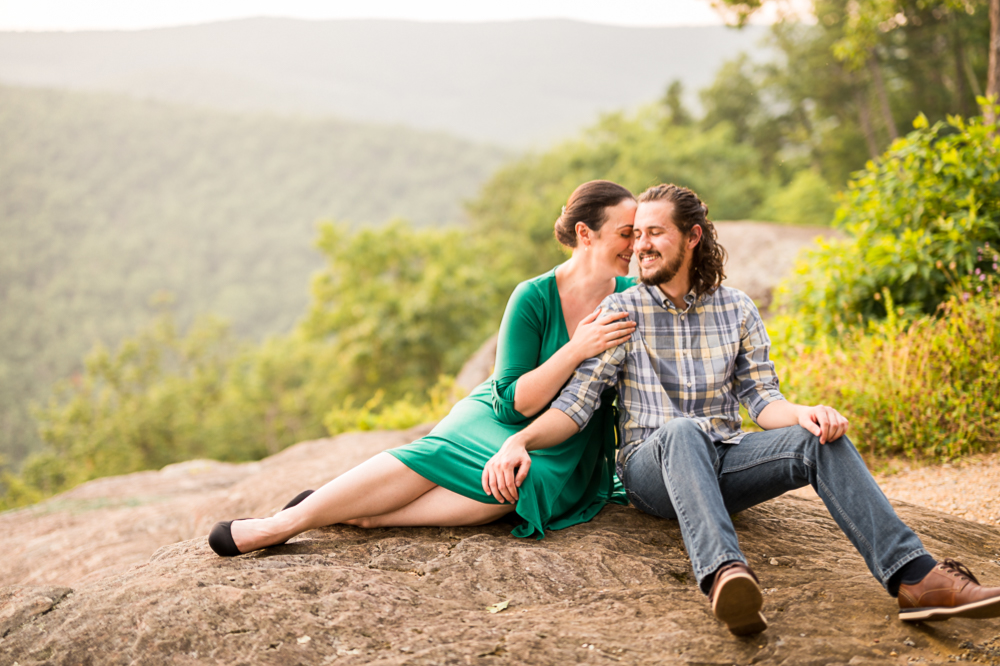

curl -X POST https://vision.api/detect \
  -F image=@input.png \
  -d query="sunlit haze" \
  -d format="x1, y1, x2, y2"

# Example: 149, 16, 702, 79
0, 0, 813, 31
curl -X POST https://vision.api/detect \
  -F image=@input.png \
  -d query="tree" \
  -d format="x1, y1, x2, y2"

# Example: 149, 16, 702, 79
661, 80, 693, 126
990, 0, 1000, 123
710, 0, 997, 119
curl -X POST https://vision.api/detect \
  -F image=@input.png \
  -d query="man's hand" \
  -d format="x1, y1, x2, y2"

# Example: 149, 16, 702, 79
482, 437, 532, 503
798, 404, 849, 444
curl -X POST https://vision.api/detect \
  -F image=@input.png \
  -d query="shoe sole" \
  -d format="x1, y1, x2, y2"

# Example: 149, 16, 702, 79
900, 595, 1000, 622
713, 572, 768, 635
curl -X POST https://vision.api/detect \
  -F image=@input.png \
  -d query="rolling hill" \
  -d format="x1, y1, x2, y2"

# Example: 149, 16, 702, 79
0, 83, 506, 466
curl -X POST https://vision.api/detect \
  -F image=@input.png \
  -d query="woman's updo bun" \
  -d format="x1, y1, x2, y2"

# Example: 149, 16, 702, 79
553, 180, 635, 248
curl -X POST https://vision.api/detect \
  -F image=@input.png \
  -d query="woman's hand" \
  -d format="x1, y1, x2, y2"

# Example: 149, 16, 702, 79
482, 436, 532, 503
569, 308, 636, 361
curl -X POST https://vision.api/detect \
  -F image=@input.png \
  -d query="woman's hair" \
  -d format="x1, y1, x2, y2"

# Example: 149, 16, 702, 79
553, 180, 635, 248
636, 184, 727, 297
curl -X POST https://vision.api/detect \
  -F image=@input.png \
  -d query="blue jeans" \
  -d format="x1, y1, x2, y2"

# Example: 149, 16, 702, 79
621, 419, 929, 595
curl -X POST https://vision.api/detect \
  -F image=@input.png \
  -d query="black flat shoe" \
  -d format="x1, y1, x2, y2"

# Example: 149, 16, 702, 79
281, 489, 314, 511
209, 519, 248, 557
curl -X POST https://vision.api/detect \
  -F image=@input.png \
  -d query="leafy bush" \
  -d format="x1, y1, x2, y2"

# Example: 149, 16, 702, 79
774, 112, 1000, 339
772, 280, 1000, 461
323, 377, 465, 435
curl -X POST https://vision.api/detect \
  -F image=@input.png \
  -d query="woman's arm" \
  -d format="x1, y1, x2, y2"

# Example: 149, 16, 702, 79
490, 281, 546, 424
511, 307, 633, 418
492, 281, 634, 424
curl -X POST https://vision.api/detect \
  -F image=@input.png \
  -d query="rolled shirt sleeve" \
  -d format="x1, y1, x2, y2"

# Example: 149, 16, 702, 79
732, 293, 784, 421
551, 335, 628, 431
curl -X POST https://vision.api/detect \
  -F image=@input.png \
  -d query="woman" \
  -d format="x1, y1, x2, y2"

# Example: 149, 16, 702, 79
209, 180, 639, 556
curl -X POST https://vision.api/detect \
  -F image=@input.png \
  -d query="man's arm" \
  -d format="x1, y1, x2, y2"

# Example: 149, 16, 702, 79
734, 294, 850, 443
757, 400, 849, 444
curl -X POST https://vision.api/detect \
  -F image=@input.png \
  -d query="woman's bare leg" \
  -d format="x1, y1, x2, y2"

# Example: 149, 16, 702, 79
345, 485, 515, 528
230, 452, 436, 552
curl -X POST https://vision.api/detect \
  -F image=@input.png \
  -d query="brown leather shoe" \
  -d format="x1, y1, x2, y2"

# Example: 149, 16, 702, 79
710, 561, 767, 635
899, 558, 1000, 622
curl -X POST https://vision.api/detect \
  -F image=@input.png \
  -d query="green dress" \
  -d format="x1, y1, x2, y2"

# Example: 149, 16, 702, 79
389, 268, 633, 539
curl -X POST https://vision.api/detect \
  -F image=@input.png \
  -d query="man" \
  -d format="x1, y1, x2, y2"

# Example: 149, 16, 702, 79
482, 183, 1000, 636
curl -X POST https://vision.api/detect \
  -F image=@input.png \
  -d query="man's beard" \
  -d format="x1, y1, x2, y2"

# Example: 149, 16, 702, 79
638, 248, 685, 286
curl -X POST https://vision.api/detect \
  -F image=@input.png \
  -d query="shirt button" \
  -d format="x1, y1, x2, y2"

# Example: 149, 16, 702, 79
680, 314, 685, 320
686, 381, 692, 387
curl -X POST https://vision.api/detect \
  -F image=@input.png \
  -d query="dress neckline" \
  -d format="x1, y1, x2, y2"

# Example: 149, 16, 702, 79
549, 266, 630, 343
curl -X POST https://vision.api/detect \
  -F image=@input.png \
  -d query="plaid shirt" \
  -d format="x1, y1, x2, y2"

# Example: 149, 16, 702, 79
551, 283, 784, 472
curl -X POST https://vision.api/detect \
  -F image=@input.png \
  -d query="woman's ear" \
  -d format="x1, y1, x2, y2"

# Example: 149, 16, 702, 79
575, 221, 592, 247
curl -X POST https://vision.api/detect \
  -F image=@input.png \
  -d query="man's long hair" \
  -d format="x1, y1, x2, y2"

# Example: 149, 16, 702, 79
637, 184, 727, 298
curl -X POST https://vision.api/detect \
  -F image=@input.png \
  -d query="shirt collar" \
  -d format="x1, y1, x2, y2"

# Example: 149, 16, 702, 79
642, 283, 699, 312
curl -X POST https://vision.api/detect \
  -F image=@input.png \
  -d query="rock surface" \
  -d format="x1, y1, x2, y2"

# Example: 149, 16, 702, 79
715, 221, 841, 310
3, 428, 1000, 665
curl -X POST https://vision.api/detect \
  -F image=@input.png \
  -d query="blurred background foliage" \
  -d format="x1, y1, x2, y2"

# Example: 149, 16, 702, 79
2, 0, 998, 509
0, 84, 506, 466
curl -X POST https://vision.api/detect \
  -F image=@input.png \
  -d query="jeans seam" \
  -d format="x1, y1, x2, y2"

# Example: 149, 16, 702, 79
622, 442, 643, 471
662, 453, 703, 574
628, 489, 661, 517
720, 452, 805, 475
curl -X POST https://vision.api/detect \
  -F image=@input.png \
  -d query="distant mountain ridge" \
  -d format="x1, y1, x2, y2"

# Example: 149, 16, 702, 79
0, 18, 769, 146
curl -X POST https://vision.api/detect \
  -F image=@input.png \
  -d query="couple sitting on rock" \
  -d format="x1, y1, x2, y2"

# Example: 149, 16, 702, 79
210, 180, 1000, 635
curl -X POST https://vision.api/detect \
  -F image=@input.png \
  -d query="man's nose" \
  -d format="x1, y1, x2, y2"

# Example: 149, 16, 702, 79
633, 234, 648, 251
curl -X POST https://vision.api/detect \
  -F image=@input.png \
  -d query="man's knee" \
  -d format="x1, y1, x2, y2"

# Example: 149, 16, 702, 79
789, 425, 858, 458
656, 418, 709, 447
647, 418, 717, 472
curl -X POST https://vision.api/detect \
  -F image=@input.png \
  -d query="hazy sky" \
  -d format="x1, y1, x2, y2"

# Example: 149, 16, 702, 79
0, 0, 810, 32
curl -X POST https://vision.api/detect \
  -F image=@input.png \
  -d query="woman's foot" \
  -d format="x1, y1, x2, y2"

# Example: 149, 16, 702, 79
208, 515, 299, 556
208, 490, 316, 557
208, 519, 247, 557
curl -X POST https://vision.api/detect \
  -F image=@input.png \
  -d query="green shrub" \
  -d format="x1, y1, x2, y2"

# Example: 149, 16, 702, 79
774, 112, 1000, 340
323, 377, 464, 435
302, 221, 505, 401
772, 281, 1000, 461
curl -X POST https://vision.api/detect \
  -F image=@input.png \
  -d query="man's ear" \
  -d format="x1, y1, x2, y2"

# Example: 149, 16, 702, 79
687, 224, 704, 249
